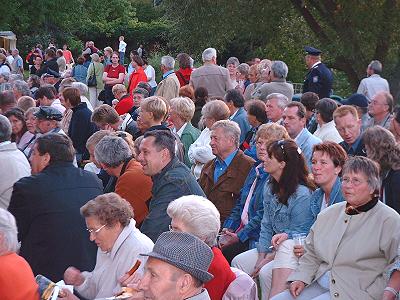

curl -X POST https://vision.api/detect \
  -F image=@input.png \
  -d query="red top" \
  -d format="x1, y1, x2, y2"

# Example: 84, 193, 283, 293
128, 66, 148, 93
175, 67, 192, 87
63, 50, 73, 64
205, 247, 236, 300
115, 94, 134, 115
105, 64, 126, 79
0, 253, 40, 300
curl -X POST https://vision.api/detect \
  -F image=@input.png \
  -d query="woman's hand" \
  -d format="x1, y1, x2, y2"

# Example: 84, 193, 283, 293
271, 232, 288, 249
289, 281, 305, 297
64, 267, 85, 286
293, 245, 305, 258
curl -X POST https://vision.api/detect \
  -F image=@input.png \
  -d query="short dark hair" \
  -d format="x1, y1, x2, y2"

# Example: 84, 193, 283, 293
246, 100, 268, 123
286, 101, 306, 119
77, 56, 85, 65
0, 90, 16, 109
45, 49, 56, 58
312, 141, 347, 169
92, 104, 120, 125
35, 85, 55, 100
224, 89, 245, 108
315, 98, 338, 123
35, 133, 75, 163
62, 87, 81, 107
194, 87, 208, 106
132, 55, 144, 67
177, 53, 191, 69
143, 130, 175, 159
300, 92, 319, 112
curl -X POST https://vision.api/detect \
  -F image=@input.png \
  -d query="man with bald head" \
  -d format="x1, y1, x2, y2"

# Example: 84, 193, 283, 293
367, 91, 393, 130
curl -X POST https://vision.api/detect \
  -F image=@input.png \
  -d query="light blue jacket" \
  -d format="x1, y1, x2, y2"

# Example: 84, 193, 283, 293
257, 183, 314, 253
295, 128, 322, 169
231, 107, 251, 144
310, 177, 345, 222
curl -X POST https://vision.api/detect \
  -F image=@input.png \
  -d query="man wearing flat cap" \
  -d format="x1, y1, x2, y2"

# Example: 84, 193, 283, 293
303, 46, 334, 99
138, 231, 213, 300
34, 106, 65, 135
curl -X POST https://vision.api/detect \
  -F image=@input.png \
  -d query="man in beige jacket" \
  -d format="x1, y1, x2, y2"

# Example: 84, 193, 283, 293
155, 55, 180, 101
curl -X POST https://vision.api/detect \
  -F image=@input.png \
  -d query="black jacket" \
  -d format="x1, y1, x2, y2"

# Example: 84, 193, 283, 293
9, 162, 103, 282
69, 102, 98, 160
36, 57, 59, 77
339, 138, 367, 157
303, 62, 334, 99
383, 169, 400, 214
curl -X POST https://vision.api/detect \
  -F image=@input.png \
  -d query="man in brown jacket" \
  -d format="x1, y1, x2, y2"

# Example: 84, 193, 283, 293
199, 120, 254, 223
155, 56, 180, 101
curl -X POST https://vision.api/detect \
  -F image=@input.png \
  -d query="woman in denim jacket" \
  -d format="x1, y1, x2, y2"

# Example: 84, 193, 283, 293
232, 139, 315, 298
309, 141, 347, 221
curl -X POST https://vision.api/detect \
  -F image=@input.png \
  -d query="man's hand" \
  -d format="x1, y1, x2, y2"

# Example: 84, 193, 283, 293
289, 281, 305, 298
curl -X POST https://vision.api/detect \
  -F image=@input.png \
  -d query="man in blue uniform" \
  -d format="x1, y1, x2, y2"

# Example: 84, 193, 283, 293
302, 46, 334, 99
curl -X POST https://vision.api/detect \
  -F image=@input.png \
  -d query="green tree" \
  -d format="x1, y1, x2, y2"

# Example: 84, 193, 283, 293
162, 0, 400, 98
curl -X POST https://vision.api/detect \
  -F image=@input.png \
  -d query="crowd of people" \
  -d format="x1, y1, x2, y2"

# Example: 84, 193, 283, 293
1, 42, 400, 300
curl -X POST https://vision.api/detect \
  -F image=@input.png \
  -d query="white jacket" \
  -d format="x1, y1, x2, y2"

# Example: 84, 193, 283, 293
0, 142, 31, 209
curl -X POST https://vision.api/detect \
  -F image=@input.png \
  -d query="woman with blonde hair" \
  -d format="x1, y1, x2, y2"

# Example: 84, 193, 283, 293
0, 53, 11, 75
363, 125, 400, 213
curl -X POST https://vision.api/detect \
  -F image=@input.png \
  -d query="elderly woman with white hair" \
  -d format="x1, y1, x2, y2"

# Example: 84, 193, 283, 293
167, 195, 236, 300
169, 96, 201, 167
226, 57, 240, 88
188, 100, 231, 179
71, 81, 94, 111
0, 208, 39, 299
86, 53, 104, 109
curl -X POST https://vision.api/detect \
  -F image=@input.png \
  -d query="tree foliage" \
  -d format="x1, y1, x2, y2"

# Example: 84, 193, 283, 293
162, 0, 400, 98
0, 0, 170, 56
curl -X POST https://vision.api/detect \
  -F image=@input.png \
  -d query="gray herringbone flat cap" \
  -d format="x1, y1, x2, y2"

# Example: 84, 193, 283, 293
141, 231, 214, 283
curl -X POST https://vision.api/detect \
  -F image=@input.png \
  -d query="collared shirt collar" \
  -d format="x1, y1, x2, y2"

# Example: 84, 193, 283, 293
216, 149, 238, 168
174, 122, 187, 137
294, 127, 307, 143
229, 108, 239, 120
343, 134, 362, 153
162, 70, 174, 79
311, 61, 321, 69
104, 219, 137, 259
0, 141, 11, 147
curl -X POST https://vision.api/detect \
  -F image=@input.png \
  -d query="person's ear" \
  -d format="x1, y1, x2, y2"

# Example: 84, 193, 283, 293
42, 152, 51, 166
177, 274, 192, 294
279, 161, 286, 170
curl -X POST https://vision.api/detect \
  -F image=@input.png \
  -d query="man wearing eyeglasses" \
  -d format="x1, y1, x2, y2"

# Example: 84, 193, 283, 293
366, 91, 394, 130
8, 133, 102, 281
333, 105, 367, 157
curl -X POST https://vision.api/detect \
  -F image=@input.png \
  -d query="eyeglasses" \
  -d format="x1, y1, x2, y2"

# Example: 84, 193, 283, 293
169, 224, 181, 232
86, 224, 106, 235
342, 177, 367, 187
